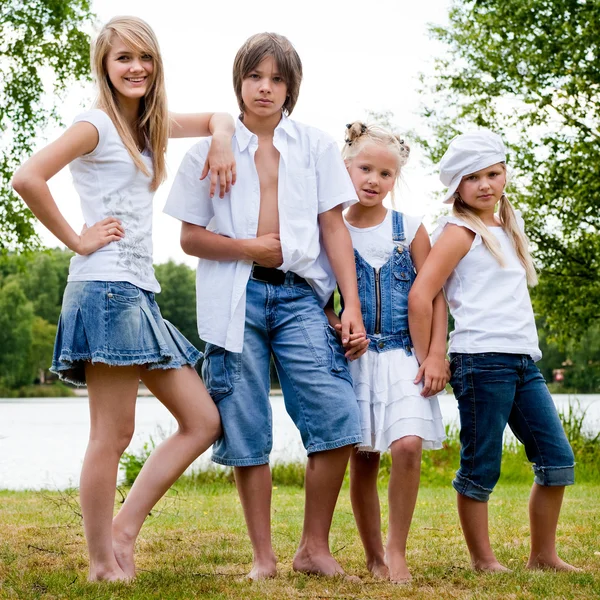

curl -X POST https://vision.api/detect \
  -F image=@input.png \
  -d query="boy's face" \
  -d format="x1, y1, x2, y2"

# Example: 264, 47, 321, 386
241, 55, 288, 121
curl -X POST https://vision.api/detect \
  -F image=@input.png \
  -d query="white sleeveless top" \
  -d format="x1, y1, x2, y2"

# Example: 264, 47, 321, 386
343, 210, 423, 269
67, 109, 160, 292
432, 214, 541, 361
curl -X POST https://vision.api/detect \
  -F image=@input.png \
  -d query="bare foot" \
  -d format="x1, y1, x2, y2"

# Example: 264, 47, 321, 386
293, 547, 360, 582
247, 558, 277, 580
366, 557, 389, 580
112, 525, 136, 579
527, 556, 581, 571
88, 564, 129, 582
472, 559, 510, 572
386, 550, 412, 584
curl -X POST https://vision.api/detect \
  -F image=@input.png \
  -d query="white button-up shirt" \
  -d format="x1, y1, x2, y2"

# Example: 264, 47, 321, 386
164, 115, 357, 352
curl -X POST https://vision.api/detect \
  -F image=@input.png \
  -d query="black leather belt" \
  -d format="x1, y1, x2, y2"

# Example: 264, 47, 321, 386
250, 263, 306, 286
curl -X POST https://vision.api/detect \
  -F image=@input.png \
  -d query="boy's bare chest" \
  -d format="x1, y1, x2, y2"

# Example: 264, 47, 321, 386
255, 141, 280, 235
254, 144, 280, 192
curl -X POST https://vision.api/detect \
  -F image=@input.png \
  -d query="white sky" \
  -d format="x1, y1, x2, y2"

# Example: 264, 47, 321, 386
39, 0, 452, 267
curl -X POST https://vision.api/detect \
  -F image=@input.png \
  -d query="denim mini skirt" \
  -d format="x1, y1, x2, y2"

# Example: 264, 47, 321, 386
51, 281, 201, 386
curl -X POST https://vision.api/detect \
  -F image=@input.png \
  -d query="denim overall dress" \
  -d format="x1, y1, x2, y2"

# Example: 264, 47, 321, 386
344, 210, 416, 355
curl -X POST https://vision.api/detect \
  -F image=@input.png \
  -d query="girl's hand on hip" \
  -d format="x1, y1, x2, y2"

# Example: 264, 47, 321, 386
76, 217, 124, 255
201, 133, 236, 199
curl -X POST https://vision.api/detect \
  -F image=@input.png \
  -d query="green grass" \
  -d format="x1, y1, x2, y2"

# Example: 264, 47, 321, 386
0, 482, 598, 599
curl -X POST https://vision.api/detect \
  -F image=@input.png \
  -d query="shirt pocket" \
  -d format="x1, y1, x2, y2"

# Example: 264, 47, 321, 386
284, 168, 318, 221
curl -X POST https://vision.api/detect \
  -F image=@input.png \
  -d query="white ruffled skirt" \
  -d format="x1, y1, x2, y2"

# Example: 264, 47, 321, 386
349, 347, 445, 453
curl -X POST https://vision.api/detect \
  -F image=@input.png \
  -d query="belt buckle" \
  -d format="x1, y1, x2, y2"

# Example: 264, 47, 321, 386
251, 263, 267, 283
251, 263, 285, 285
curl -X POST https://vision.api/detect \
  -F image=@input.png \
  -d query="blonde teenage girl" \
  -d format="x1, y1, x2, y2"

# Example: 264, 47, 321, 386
327, 122, 447, 582
12, 16, 236, 582
408, 130, 577, 572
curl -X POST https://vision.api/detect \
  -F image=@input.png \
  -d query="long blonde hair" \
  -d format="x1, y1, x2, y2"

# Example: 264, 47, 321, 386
342, 121, 410, 207
92, 16, 168, 190
453, 181, 538, 286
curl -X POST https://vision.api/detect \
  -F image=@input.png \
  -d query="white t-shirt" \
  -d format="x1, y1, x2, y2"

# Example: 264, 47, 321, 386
164, 114, 358, 352
67, 109, 160, 292
344, 210, 422, 268
432, 214, 541, 361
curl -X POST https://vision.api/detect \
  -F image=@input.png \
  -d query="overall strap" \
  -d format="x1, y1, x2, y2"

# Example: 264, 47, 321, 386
392, 210, 405, 243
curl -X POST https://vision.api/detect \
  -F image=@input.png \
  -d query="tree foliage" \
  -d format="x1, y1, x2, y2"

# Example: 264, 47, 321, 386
0, 279, 35, 388
154, 260, 204, 352
420, 0, 600, 344
0, 0, 94, 253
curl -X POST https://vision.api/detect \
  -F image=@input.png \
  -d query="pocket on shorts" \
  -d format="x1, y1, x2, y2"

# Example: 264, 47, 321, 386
108, 282, 142, 304
201, 343, 233, 402
325, 325, 352, 384
449, 354, 463, 397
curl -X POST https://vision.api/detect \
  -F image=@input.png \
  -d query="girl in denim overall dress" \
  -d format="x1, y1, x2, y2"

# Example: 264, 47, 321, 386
12, 16, 236, 582
326, 122, 448, 582
409, 130, 577, 572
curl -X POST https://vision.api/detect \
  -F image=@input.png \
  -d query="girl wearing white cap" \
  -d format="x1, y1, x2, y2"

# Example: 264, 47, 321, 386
408, 130, 577, 572
326, 122, 447, 582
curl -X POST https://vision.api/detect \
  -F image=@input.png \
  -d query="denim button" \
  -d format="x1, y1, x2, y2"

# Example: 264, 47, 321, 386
400, 272, 407, 278
397, 246, 403, 253
378, 341, 385, 349
107, 293, 113, 298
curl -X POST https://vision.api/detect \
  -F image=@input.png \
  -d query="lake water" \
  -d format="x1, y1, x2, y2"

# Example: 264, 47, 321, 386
1, 394, 599, 491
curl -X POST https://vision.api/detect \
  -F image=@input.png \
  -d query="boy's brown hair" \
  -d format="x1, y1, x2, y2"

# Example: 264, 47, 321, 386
233, 33, 303, 116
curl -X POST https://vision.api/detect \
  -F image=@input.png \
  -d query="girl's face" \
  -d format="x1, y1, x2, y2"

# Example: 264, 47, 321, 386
456, 163, 506, 215
105, 36, 154, 103
347, 144, 398, 208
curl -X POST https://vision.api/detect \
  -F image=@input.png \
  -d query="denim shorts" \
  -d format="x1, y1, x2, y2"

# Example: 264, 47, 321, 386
203, 276, 362, 466
450, 352, 575, 502
51, 281, 201, 386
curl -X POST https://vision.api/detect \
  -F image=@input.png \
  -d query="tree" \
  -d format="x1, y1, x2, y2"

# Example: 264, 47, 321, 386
0, 279, 35, 388
0, 1, 94, 253
420, 0, 600, 345
154, 260, 203, 351
29, 316, 56, 383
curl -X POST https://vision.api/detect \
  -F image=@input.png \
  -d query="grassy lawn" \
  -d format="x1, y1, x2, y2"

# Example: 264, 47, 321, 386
0, 481, 598, 599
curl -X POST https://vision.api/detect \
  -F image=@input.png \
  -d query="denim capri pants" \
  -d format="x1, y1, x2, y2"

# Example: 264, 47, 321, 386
51, 280, 201, 386
449, 352, 575, 502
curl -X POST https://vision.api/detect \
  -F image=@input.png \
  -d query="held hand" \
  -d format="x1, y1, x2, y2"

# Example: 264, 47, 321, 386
334, 324, 369, 361
75, 217, 124, 255
201, 134, 236, 199
414, 355, 450, 397
246, 233, 283, 268
338, 305, 365, 348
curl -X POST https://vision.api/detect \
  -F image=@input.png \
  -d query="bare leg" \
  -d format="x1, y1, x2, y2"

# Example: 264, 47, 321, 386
293, 445, 355, 577
112, 366, 221, 578
234, 464, 277, 579
82, 364, 139, 581
386, 436, 422, 583
349, 449, 388, 579
456, 492, 509, 571
527, 483, 578, 571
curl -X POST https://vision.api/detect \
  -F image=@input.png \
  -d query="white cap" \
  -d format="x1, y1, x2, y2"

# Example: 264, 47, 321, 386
439, 130, 506, 203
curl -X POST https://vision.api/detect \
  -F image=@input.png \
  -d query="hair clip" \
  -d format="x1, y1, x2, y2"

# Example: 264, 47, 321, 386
346, 123, 352, 129
360, 124, 367, 134
344, 138, 352, 145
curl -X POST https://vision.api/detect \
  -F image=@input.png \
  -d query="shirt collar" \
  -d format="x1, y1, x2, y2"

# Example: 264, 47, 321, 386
235, 112, 297, 152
